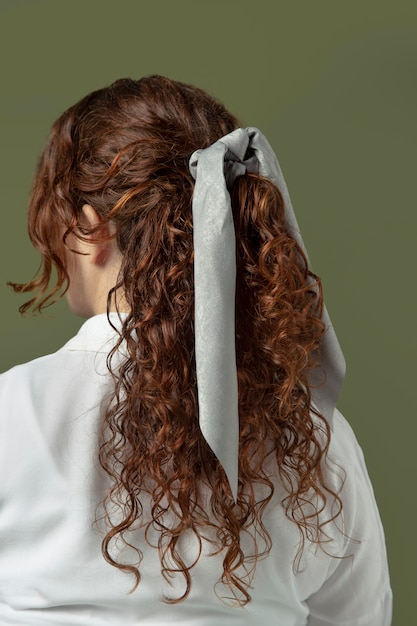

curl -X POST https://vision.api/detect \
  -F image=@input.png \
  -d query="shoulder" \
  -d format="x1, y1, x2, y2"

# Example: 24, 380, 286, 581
328, 407, 367, 469
0, 316, 121, 439
0, 313, 123, 394
0, 349, 88, 441
326, 408, 382, 532
0, 352, 58, 397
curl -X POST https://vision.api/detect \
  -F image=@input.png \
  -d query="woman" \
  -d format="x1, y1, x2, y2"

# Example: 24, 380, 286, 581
1, 75, 391, 625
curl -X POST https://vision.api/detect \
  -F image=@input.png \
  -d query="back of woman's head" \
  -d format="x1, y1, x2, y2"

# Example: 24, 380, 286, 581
22, 75, 238, 309
13, 75, 340, 606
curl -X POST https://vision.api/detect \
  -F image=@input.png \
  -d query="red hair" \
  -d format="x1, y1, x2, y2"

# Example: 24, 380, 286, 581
11, 75, 342, 605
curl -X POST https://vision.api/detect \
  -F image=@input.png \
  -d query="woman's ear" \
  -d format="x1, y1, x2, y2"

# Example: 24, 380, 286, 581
77, 204, 112, 266
79, 204, 104, 233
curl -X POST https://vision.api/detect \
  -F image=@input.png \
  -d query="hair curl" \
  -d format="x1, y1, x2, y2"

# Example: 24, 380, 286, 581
10, 75, 342, 605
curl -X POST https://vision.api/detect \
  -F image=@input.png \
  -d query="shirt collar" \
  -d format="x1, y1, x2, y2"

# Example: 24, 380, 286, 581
60, 313, 127, 354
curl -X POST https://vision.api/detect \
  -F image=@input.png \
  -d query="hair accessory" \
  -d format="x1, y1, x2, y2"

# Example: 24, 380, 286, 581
189, 127, 345, 500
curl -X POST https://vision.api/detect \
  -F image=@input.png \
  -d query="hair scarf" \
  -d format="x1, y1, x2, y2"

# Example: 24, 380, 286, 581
189, 127, 345, 500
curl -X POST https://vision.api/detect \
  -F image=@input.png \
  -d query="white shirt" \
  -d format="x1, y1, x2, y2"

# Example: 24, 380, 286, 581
0, 314, 392, 625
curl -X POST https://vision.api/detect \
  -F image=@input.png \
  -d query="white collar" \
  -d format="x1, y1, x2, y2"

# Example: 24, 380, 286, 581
60, 313, 126, 354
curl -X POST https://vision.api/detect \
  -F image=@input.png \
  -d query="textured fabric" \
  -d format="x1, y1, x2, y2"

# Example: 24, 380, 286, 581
189, 128, 346, 498
0, 315, 391, 625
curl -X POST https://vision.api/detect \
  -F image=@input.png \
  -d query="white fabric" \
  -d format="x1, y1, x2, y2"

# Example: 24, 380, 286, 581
0, 314, 392, 625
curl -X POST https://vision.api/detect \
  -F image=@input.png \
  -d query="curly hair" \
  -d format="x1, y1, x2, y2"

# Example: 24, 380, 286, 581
10, 75, 342, 605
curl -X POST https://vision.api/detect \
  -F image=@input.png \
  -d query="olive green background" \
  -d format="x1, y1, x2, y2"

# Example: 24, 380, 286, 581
0, 1, 415, 623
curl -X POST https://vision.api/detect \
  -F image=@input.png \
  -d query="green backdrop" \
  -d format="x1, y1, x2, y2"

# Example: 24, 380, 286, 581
1, 1, 415, 623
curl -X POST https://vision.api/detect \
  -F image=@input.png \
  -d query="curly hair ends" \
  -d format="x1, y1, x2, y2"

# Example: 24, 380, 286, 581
10, 75, 343, 605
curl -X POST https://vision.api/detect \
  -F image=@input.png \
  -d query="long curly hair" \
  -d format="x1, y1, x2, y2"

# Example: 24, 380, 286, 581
10, 75, 342, 605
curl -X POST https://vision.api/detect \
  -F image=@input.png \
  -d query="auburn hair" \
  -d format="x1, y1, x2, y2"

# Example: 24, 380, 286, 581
10, 75, 342, 605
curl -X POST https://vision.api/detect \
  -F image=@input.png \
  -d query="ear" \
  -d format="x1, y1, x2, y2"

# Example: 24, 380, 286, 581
78, 204, 112, 266
79, 204, 104, 232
